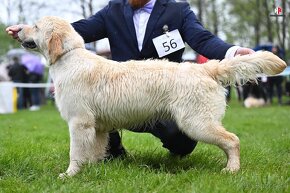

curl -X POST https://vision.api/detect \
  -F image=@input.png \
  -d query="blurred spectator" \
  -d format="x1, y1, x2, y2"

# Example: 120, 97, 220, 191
7, 57, 29, 109
267, 76, 283, 105
21, 54, 44, 111
28, 72, 43, 111
285, 75, 290, 105
267, 45, 284, 105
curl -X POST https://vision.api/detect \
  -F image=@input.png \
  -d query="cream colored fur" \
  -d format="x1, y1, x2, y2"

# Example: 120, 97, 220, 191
17, 16, 287, 178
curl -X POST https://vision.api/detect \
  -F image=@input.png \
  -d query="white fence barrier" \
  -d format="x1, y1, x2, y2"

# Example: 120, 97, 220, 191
0, 82, 17, 114
0, 82, 53, 114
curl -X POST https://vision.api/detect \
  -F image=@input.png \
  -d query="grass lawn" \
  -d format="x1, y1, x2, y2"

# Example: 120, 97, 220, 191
0, 98, 289, 193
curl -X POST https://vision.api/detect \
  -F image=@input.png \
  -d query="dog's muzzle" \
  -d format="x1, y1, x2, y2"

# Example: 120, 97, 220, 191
18, 27, 37, 49
22, 41, 37, 49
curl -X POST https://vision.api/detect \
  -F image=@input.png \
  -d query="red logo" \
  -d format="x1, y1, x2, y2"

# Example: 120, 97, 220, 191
274, 6, 283, 15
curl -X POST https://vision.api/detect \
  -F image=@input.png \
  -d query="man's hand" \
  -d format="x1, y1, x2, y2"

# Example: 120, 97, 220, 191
5, 24, 25, 41
235, 47, 255, 56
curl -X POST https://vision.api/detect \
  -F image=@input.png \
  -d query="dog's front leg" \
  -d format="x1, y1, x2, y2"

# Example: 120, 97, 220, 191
59, 119, 108, 178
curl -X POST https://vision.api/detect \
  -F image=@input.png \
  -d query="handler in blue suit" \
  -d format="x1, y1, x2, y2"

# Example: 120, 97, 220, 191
6, 0, 254, 158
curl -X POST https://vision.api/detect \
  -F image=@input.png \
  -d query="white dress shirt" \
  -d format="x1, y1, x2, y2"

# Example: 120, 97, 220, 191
133, 0, 156, 51
133, 10, 151, 51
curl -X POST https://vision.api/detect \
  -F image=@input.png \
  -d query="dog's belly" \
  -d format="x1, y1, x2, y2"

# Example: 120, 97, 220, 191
55, 89, 170, 131
94, 102, 170, 131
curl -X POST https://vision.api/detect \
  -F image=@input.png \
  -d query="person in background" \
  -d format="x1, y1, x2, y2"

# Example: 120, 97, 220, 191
21, 54, 45, 111
7, 56, 29, 109
285, 75, 290, 105
6, 0, 254, 158
267, 45, 284, 105
28, 70, 43, 111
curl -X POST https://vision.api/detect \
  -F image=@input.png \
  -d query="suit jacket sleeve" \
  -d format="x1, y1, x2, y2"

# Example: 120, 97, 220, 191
181, 3, 232, 60
71, 5, 109, 43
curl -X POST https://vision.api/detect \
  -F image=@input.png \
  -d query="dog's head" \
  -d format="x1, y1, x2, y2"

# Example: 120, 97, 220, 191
18, 16, 85, 64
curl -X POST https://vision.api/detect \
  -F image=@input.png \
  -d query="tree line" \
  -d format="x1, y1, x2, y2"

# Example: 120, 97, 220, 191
190, 0, 289, 60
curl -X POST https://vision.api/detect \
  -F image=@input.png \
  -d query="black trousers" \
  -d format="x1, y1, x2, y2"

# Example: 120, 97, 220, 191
267, 76, 284, 104
107, 120, 198, 157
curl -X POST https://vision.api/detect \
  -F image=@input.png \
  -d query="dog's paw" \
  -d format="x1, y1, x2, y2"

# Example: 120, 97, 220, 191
221, 166, 240, 173
58, 172, 69, 180
58, 167, 80, 179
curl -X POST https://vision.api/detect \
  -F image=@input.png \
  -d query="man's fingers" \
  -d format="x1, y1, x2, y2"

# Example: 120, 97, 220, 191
235, 48, 255, 56
5, 25, 22, 40
7, 25, 21, 30
248, 49, 255, 54
6, 25, 23, 35
6, 27, 16, 33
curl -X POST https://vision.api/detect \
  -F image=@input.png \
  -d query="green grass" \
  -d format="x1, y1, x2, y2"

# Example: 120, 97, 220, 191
0, 99, 289, 193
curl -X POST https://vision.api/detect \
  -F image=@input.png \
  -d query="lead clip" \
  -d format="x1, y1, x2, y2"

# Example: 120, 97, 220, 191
162, 25, 170, 37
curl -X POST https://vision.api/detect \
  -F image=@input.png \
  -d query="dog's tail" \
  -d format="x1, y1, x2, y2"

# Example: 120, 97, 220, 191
204, 51, 287, 86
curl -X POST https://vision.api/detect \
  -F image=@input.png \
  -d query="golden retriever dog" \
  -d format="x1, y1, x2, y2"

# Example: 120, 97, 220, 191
17, 16, 286, 178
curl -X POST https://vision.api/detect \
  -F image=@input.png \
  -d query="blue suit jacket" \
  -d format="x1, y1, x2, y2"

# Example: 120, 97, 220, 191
72, 0, 232, 62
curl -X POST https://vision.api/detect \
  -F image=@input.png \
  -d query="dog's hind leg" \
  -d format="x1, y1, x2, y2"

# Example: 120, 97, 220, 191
178, 121, 240, 172
59, 118, 108, 178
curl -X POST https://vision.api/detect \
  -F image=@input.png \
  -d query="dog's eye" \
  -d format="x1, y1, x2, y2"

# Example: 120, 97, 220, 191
34, 25, 39, 30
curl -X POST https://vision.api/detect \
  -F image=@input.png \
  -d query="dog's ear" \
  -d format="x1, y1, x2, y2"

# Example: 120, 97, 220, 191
48, 32, 63, 64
